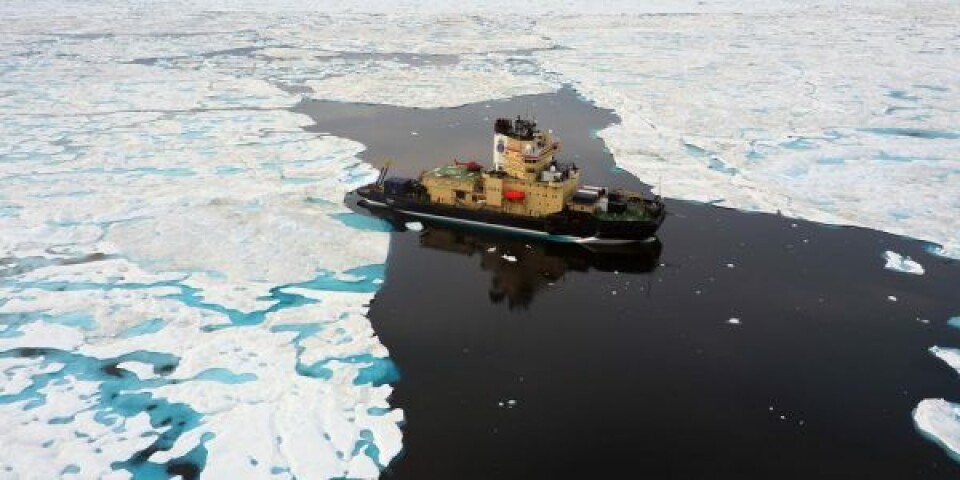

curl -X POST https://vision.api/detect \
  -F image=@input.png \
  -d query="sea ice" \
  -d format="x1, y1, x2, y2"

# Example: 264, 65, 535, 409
0, 7, 402, 477
915, 348, 960, 463
931, 347, 960, 377
532, 7, 960, 258
914, 399, 960, 463
883, 251, 925, 275
307, 59, 557, 109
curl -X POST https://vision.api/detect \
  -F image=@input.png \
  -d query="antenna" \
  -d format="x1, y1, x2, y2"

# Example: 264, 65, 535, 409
376, 159, 392, 186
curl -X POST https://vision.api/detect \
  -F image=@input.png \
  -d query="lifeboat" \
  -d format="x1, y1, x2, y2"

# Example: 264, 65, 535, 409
504, 190, 525, 201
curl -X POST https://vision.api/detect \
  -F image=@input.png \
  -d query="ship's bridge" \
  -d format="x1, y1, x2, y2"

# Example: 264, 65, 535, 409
493, 117, 561, 182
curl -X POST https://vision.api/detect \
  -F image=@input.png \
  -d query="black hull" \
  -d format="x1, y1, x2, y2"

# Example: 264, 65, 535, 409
346, 188, 665, 244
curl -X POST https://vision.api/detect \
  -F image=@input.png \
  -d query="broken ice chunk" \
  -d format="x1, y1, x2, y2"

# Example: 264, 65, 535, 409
883, 251, 925, 275
914, 399, 960, 463
931, 346, 960, 376
405, 221, 423, 232
501, 254, 517, 263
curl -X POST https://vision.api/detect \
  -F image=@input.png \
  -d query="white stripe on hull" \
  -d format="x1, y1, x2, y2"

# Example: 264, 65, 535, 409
359, 197, 648, 245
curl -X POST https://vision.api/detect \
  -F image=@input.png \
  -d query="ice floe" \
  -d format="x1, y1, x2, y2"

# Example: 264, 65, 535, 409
307, 59, 557, 108
915, 399, 960, 463
931, 346, 960, 376
915, 348, 960, 463
0, 7, 403, 478
533, 6, 960, 258
883, 251, 925, 275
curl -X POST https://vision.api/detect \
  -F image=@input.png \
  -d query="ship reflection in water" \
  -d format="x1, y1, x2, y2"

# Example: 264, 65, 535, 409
412, 224, 662, 309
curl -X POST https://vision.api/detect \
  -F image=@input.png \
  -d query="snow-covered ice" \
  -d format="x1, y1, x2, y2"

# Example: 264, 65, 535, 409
931, 347, 960, 376
533, 6, 960, 259
915, 399, 960, 463
0, 3, 402, 477
307, 60, 557, 109
915, 348, 960, 463
883, 251, 925, 275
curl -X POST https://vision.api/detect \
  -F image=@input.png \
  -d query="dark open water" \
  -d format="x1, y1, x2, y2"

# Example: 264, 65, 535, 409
294, 88, 960, 479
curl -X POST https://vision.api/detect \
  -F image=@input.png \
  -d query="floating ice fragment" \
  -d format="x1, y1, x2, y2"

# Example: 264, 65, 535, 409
883, 251, 925, 275
501, 255, 517, 263
725, 263, 735, 269
888, 296, 898, 302
948, 317, 960, 330
728, 318, 741, 325
931, 346, 960, 376
914, 399, 960, 463
487, 247, 497, 253
405, 221, 423, 232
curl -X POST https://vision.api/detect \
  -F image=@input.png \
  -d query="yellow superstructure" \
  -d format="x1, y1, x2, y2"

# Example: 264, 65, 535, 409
419, 117, 581, 217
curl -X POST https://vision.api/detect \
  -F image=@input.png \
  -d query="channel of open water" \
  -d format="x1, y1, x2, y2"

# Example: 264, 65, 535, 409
294, 87, 960, 479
